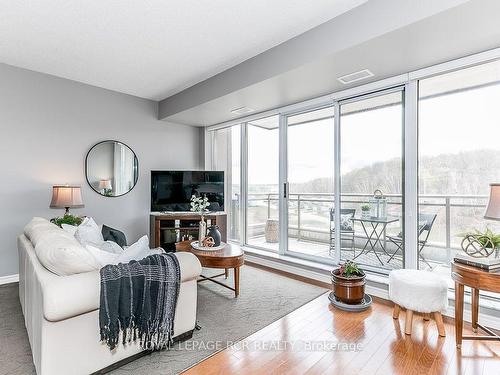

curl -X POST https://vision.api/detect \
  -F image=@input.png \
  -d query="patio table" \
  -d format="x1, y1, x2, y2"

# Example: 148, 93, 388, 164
351, 216, 400, 265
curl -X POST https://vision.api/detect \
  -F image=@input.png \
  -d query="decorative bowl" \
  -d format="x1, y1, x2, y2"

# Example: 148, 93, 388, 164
190, 241, 226, 251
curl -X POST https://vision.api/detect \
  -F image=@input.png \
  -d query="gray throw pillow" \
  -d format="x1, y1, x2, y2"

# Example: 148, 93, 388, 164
102, 225, 127, 248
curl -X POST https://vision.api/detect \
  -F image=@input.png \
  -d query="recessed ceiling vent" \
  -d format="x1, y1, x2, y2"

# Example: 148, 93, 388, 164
230, 106, 254, 115
337, 69, 374, 84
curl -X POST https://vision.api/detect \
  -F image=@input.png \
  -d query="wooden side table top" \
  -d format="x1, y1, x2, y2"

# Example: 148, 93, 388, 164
175, 241, 244, 269
451, 261, 500, 292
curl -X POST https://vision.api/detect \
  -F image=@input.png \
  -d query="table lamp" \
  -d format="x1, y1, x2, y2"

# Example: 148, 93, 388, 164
50, 185, 84, 215
98, 179, 112, 193
484, 183, 500, 221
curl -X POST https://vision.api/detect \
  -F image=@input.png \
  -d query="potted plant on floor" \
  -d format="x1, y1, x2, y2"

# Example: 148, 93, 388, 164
331, 260, 366, 304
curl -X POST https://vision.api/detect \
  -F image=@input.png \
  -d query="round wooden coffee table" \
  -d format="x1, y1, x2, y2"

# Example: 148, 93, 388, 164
176, 241, 244, 297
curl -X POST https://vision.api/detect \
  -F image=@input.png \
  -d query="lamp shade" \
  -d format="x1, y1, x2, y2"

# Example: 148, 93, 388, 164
50, 185, 84, 209
484, 183, 500, 221
98, 180, 112, 190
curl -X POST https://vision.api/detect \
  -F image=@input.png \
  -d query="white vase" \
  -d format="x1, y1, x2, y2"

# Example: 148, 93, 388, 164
198, 218, 207, 244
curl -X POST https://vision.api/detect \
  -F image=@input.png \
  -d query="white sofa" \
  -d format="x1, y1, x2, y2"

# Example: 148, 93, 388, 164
18, 220, 202, 375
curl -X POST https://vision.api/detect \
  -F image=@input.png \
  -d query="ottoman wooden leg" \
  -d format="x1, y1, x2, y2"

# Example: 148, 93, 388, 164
423, 313, 430, 321
434, 312, 446, 337
393, 304, 400, 319
405, 310, 414, 335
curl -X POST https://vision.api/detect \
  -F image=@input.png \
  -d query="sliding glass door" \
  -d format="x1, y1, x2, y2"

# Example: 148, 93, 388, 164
338, 89, 405, 271
285, 107, 335, 260
246, 116, 280, 252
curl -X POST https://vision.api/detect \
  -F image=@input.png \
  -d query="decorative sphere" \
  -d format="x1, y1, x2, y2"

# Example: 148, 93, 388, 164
461, 235, 495, 258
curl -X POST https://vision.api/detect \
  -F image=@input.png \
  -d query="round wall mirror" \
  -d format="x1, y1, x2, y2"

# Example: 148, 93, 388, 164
85, 140, 138, 197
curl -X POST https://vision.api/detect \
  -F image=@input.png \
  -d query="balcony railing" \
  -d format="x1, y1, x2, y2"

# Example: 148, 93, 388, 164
236, 192, 490, 262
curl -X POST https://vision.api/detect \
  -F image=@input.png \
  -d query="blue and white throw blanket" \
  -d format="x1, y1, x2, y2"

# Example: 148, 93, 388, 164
99, 253, 180, 350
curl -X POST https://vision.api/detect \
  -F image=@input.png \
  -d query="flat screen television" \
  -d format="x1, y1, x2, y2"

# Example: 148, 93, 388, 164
151, 171, 224, 212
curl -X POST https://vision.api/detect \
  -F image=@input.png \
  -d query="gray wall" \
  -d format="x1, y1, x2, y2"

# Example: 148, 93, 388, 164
0, 63, 201, 277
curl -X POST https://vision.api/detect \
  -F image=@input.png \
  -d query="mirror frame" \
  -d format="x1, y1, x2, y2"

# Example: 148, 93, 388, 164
85, 140, 139, 198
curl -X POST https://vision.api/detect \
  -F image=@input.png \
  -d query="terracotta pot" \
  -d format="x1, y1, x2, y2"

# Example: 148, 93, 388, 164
331, 268, 366, 305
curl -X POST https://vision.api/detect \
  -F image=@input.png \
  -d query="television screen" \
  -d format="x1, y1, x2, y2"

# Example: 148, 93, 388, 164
151, 171, 224, 212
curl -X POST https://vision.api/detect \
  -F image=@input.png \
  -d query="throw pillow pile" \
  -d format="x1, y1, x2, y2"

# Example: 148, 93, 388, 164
24, 217, 165, 276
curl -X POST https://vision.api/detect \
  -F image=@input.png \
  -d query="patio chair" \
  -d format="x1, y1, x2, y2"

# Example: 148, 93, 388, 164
387, 213, 437, 268
329, 208, 356, 257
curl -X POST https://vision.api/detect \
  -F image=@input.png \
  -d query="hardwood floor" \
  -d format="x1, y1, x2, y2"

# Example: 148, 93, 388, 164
184, 293, 500, 375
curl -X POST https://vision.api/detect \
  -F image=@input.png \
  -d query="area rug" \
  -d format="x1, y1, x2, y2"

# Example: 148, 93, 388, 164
0, 265, 326, 374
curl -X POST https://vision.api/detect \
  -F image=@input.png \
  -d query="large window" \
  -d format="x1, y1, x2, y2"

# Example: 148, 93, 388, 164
246, 116, 280, 252
286, 107, 334, 259
339, 90, 404, 271
213, 125, 241, 241
418, 60, 500, 270
209, 52, 500, 289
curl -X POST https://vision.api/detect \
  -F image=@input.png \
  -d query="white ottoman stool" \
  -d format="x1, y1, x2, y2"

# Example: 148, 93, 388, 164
389, 269, 448, 337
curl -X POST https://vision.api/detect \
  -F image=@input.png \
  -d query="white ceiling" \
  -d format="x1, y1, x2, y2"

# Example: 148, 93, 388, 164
0, 0, 366, 100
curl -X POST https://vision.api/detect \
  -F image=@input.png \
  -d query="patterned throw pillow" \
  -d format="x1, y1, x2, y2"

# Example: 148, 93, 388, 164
340, 214, 353, 231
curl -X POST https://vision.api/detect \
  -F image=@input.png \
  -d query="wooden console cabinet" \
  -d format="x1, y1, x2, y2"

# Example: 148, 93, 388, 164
150, 212, 227, 251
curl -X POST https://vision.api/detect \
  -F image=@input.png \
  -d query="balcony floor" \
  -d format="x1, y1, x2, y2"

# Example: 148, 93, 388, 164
247, 236, 457, 271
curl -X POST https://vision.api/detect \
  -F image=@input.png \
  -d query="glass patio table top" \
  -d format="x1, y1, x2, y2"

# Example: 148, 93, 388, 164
351, 215, 400, 224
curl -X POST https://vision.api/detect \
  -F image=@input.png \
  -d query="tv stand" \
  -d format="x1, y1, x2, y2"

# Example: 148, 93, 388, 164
150, 212, 227, 251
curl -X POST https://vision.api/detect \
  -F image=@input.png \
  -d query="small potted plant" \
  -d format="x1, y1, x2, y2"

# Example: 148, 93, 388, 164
361, 203, 371, 219
50, 214, 83, 228
331, 260, 366, 304
190, 195, 210, 243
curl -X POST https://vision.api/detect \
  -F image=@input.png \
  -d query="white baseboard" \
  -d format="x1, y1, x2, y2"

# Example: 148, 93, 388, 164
245, 253, 500, 329
0, 274, 19, 285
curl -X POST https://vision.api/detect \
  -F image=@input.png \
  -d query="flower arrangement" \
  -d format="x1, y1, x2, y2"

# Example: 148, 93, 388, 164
190, 195, 210, 220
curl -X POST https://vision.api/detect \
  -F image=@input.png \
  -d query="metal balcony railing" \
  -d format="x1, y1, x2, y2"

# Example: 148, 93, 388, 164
236, 192, 490, 257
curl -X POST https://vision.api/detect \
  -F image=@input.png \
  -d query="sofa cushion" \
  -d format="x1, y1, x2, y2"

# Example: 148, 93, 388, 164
25, 217, 100, 276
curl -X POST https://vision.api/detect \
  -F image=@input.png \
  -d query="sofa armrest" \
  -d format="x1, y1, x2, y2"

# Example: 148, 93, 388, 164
175, 252, 202, 282
43, 271, 100, 322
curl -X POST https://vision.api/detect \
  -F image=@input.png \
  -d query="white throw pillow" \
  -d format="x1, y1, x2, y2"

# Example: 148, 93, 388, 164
85, 244, 120, 267
61, 224, 78, 236
74, 217, 104, 245
118, 235, 164, 264
89, 240, 124, 255
34, 227, 100, 275
24, 217, 60, 246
